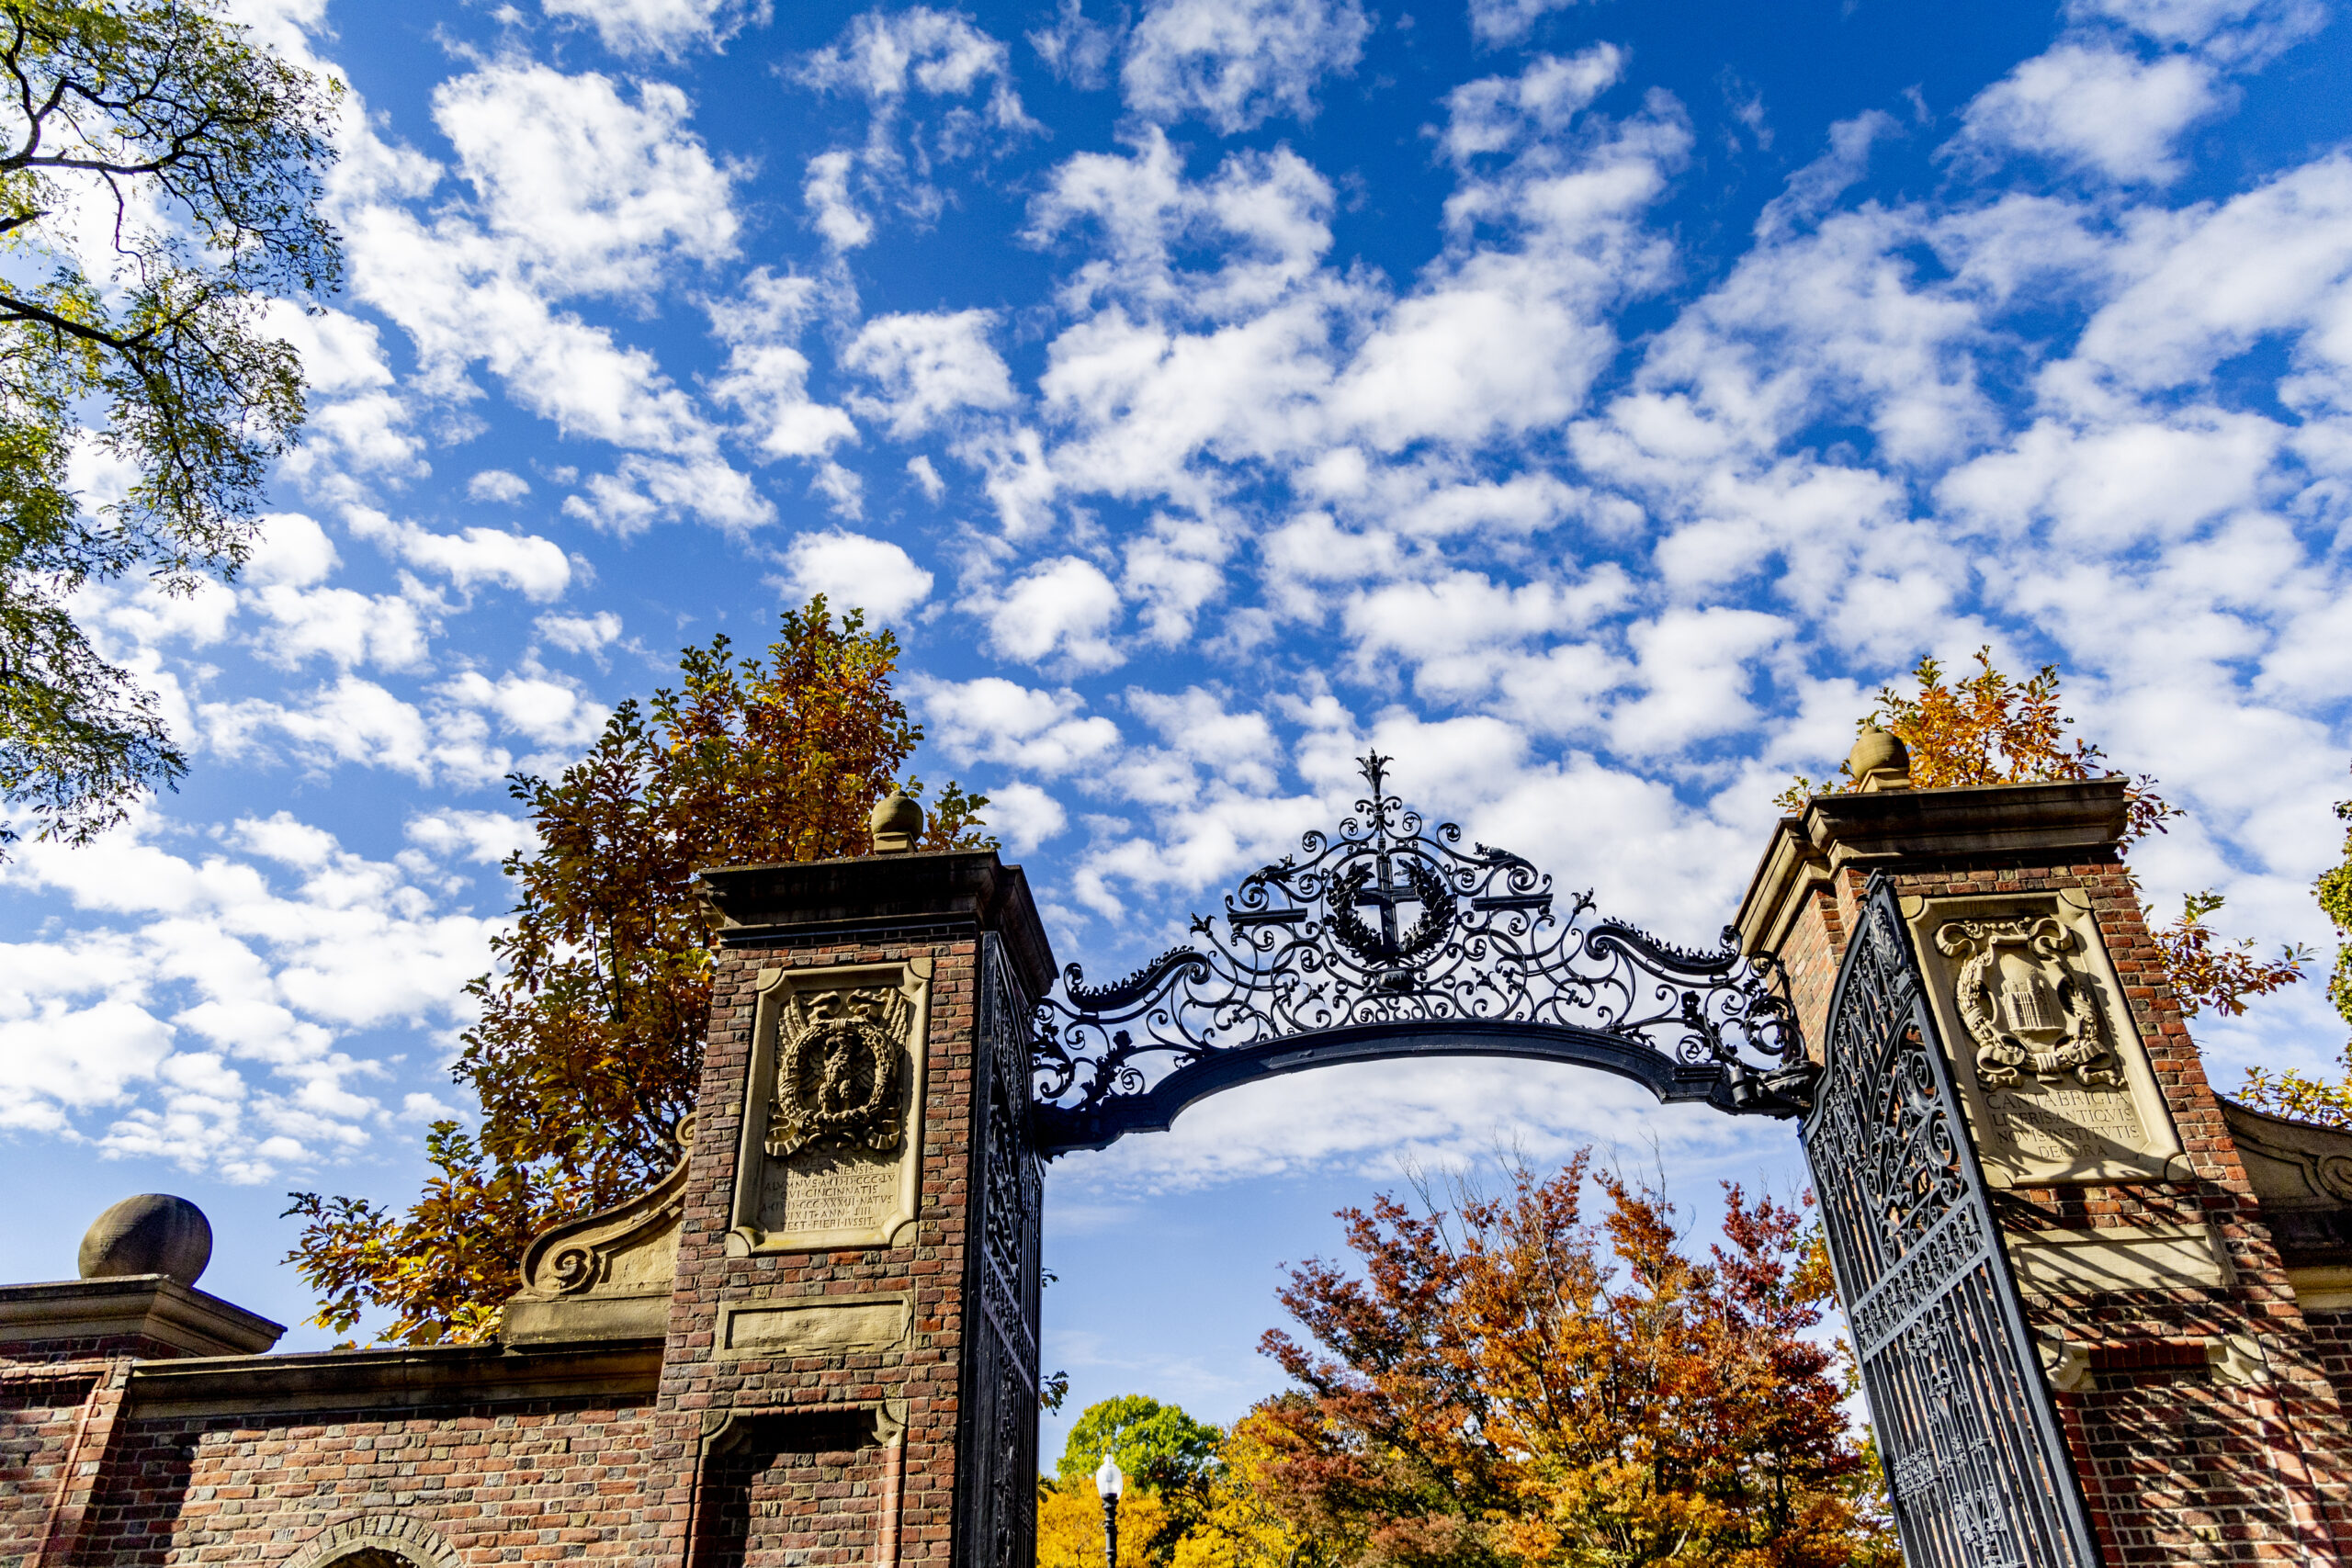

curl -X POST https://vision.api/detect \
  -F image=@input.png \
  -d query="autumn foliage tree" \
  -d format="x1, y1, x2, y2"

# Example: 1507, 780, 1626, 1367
1039, 1395, 1225, 1568
1779, 649, 2304, 1021
1250, 1156, 1895, 1568
284, 601, 989, 1344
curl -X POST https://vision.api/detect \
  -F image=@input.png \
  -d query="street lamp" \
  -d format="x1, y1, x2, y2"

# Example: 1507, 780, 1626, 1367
1094, 1455, 1125, 1568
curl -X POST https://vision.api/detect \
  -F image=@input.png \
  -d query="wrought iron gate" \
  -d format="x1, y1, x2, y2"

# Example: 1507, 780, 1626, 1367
1804, 877, 2100, 1568
956, 931, 1045, 1568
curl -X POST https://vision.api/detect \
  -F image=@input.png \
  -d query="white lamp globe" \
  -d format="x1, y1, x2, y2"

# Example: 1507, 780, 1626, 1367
1094, 1455, 1125, 1499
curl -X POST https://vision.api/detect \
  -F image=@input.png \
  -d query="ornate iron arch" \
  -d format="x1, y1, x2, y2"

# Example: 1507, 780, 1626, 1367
1032, 756, 1817, 1156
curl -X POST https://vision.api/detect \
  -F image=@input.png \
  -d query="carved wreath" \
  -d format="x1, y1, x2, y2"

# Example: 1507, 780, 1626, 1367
1935, 916, 2120, 1089
1327, 857, 1456, 968
768, 987, 911, 1157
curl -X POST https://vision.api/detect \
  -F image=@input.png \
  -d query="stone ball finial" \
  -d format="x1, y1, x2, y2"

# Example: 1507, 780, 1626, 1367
1847, 724, 1913, 792
869, 789, 924, 854
79, 1194, 212, 1286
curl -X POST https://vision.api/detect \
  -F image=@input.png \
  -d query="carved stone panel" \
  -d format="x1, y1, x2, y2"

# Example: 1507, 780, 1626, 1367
729, 960, 932, 1254
1905, 889, 2188, 1187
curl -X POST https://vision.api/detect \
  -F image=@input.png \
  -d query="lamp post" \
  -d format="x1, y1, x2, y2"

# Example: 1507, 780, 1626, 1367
1093, 1455, 1125, 1568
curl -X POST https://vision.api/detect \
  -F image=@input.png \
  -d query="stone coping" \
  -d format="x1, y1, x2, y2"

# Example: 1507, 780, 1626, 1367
123, 1337, 662, 1418
0, 1274, 285, 1358
1734, 778, 2132, 956
697, 849, 1056, 1000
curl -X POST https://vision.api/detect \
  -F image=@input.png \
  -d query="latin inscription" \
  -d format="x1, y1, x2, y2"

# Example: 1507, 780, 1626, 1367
1984, 1083, 2150, 1167
762, 1152, 897, 1236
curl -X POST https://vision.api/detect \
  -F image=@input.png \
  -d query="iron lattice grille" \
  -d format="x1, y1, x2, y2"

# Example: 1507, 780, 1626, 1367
1033, 755, 1809, 1149
956, 933, 1044, 1568
1805, 879, 2099, 1568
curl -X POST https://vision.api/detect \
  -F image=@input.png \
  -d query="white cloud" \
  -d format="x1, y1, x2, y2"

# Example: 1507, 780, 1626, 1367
981, 780, 1070, 851
984, 557, 1125, 671
1123, 0, 1371, 133
243, 513, 342, 589
0, 812, 503, 1179
803, 149, 876, 252
347, 508, 573, 601
800, 6, 1029, 119
1950, 44, 2221, 185
1031, 0, 1120, 87
784, 530, 936, 619
406, 808, 538, 864
432, 62, 740, 295
910, 674, 1124, 774
439, 668, 612, 750
248, 583, 433, 673
468, 468, 531, 502
541, 0, 771, 59
536, 610, 625, 655
1466, 0, 1585, 47
843, 310, 1019, 437
707, 270, 861, 462
563, 455, 776, 535
907, 454, 947, 500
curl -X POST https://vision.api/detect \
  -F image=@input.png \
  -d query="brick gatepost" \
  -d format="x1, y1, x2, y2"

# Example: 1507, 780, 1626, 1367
1737, 762, 2352, 1565
666, 841, 1054, 1568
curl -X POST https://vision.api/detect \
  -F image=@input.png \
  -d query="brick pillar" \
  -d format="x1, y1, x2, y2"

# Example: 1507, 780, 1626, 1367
1736, 777, 2352, 1565
665, 850, 1054, 1568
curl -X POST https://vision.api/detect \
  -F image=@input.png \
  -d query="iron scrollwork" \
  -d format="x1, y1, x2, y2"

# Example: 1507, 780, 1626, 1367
1032, 755, 1813, 1153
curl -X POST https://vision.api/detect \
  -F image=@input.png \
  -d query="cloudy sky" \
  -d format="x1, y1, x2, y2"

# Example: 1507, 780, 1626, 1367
5, 0, 2352, 1448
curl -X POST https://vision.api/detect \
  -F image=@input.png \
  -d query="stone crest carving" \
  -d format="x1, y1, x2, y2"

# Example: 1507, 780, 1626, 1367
1935, 916, 2119, 1089
730, 960, 932, 1255
768, 987, 912, 1157
1905, 890, 2188, 1188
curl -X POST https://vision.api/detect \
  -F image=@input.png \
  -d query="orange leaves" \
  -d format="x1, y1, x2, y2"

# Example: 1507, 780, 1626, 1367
2151, 890, 2309, 1021
283, 599, 989, 1344
1777, 648, 2309, 1026
1253, 1156, 1895, 1568
1774, 649, 2177, 846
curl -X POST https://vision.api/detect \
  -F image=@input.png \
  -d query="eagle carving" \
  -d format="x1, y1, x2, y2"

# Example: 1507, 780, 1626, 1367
767, 985, 913, 1157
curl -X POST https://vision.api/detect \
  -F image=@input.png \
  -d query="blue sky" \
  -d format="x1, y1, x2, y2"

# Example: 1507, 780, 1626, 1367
5, 0, 2352, 1457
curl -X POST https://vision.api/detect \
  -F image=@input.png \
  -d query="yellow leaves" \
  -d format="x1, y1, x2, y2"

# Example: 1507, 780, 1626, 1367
1774, 649, 2176, 846
1038, 1481, 1167, 1568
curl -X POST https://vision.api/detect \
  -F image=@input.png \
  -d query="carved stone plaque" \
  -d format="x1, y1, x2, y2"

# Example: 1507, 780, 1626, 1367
1905, 890, 2188, 1187
729, 960, 931, 1254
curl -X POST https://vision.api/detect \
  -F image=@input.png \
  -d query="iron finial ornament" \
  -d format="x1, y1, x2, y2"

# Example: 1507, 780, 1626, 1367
1030, 756, 1812, 1154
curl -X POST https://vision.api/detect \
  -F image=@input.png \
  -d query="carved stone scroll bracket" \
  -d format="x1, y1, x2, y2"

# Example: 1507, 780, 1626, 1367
501, 1116, 695, 1347
1905, 889, 2191, 1188
729, 959, 933, 1255
2038, 1334, 2091, 1393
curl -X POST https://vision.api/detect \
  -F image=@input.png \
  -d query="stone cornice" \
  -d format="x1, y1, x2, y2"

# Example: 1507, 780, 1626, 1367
0, 1275, 284, 1358
1734, 778, 2132, 957
698, 850, 1057, 1002
125, 1339, 662, 1417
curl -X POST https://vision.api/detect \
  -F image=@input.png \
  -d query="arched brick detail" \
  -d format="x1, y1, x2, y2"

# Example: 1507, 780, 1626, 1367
281, 1515, 462, 1568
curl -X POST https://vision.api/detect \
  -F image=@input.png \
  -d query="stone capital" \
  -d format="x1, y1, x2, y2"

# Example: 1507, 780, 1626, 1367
697, 849, 1057, 1002
1734, 777, 2132, 957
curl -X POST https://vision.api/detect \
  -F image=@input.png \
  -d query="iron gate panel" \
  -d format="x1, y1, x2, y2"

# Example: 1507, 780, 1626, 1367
956, 931, 1045, 1568
1804, 877, 2099, 1568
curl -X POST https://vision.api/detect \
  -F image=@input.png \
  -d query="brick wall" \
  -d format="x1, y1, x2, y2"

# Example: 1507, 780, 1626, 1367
662, 931, 982, 1568
74, 1398, 666, 1566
